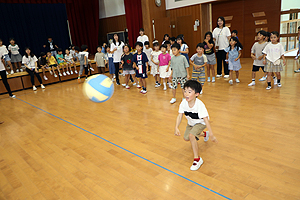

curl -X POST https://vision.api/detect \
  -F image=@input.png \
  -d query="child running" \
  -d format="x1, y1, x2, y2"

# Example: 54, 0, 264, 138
150, 41, 161, 87
190, 43, 207, 94
78, 45, 89, 82
174, 80, 217, 170
225, 37, 243, 85
262, 31, 286, 90
132, 42, 149, 94
158, 44, 171, 90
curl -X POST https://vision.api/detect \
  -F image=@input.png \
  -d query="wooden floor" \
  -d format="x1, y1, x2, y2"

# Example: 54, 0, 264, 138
0, 58, 299, 200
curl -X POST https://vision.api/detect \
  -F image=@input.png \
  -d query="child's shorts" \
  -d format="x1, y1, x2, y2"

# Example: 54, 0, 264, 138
10, 54, 22, 63
252, 65, 264, 72
3, 54, 11, 62
123, 70, 135, 75
206, 53, 216, 65
172, 77, 187, 89
184, 123, 206, 141
265, 60, 283, 72
192, 68, 205, 85
150, 64, 159, 76
59, 62, 66, 66
159, 65, 171, 78
136, 71, 148, 79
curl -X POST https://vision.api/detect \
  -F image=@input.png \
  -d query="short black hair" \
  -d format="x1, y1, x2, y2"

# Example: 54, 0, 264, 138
184, 80, 202, 94
56, 48, 62, 52
75, 46, 80, 51
81, 45, 88, 51
196, 43, 205, 49
171, 43, 180, 50
139, 28, 144, 32
271, 31, 279, 38
135, 41, 143, 48
298, 26, 300, 30
160, 44, 167, 49
257, 30, 267, 36
144, 41, 150, 46
170, 37, 176, 42
153, 42, 159, 47
47, 36, 52, 39
9, 37, 15, 42
0, 38, 2, 42
123, 43, 131, 51
232, 30, 238, 35
164, 41, 171, 45
265, 32, 271, 42
40, 52, 46, 57
97, 45, 101, 49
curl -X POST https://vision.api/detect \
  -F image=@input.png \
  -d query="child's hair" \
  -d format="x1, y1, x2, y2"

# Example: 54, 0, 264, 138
164, 40, 171, 45
123, 43, 131, 51
24, 47, 34, 58
229, 37, 243, 50
160, 44, 167, 49
46, 51, 51, 55
40, 52, 46, 57
171, 43, 180, 50
163, 34, 170, 41
97, 45, 101, 50
184, 80, 202, 94
135, 41, 143, 48
170, 37, 176, 42
266, 32, 271, 42
216, 16, 226, 28
139, 28, 144, 32
232, 30, 238, 35
270, 31, 279, 38
102, 42, 107, 46
74, 46, 80, 51
47, 36, 52, 40
0, 38, 2, 42
196, 43, 205, 49
257, 30, 267, 36
176, 35, 183, 42
81, 45, 88, 51
153, 42, 159, 47
65, 48, 70, 52
69, 44, 74, 49
56, 48, 62, 52
204, 31, 213, 43
9, 37, 15, 42
298, 26, 300, 30
144, 41, 150, 46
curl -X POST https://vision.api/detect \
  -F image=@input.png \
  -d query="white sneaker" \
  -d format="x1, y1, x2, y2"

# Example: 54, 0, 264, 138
248, 81, 255, 86
125, 85, 130, 89
122, 83, 126, 86
90, 67, 94, 71
50, 71, 53, 75
10, 95, 16, 98
6, 71, 8, 75
216, 74, 222, 78
137, 84, 141, 88
20, 68, 23, 72
163, 87, 167, 91
54, 73, 58, 77
207, 77, 210, 82
111, 78, 114, 82
63, 72, 66, 76
59, 73, 62, 76
75, 70, 78, 74
168, 83, 172, 89
33, 86, 37, 91
170, 98, 176, 104
212, 77, 215, 83
133, 82, 137, 86
41, 84, 45, 89
190, 157, 203, 171
16, 69, 19, 73
70, 71, 73, 75
10, 70, 14, 75
43, 76, 48, 81
224, 75, 229, 78
277, 83, 282, 87
259, 76, 267, 81
236, 79, 240, 83
204, 131, 209, 142
66, 71, 70, 75
200, 90, 203, 94
229, 80, 233, 85
266, 86, 271, 90
142, 90, 147, 94
273, 77, 277, 85
140, 89, 144, 93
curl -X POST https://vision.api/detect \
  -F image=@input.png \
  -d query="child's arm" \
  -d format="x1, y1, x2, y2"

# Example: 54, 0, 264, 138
190, 60, 202, 70
84, 56, 87, 65
174, 113, 183, 136
151, 55, 158, 65
226, 52, 229, 63
251, 53, 256, 60
166, 60, 171, 72
34, 61, 38, 72
234, 50, 242, 61
180, 47, 189, 54
186, 66, 189, 80
263, 54, 267, 65
281, 55, 286, 66
203, 117, 218, 143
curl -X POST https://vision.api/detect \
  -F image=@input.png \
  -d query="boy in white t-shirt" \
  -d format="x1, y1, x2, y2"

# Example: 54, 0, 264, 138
174, 80, 217, 171
78, 45, 89, 82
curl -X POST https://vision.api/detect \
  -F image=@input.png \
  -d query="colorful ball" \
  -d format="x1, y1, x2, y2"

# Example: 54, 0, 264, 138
83, 74, 114, 103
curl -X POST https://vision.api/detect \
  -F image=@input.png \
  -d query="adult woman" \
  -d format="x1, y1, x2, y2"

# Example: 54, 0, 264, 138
212, 16, 231, 78
110, 33, 124, 85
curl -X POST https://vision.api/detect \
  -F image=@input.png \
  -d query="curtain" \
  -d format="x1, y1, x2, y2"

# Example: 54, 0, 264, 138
124, 0, 143, 47
0, 0, 99, 55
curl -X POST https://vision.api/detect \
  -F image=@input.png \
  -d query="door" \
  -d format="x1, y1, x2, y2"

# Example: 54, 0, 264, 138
153, 17, 171, 43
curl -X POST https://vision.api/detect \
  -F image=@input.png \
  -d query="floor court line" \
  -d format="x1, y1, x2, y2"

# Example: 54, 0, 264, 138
16, 97, 232, 200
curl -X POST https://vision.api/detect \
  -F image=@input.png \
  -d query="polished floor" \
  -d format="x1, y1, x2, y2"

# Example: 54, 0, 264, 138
0, 58, 300, 200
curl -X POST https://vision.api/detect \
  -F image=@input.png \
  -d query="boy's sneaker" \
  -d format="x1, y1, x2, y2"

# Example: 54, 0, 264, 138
140, 89, 144, 93
33, 86, 37, 91
200, 90, 203, 94
10, 70, 14, 75
204, 131, 209, 142
294, 69, 300, 73
224, 75, 229, 78
122, 83, 126, 86
75, 70, 78, 74
170, 98, 176, 104
229, 79, 233, 85
50, 71, 53, 75
236, 79, 240, 83
41, 84, 45, 89
216, 74, 222, 78
277, 83, 282, 87
59, 73, 62, 76
10, 94, 16, 98
168, 83, 172, 89
66, 71, 70, 75
142, 90, 147, 94
273, 77, 277, 85
90, 67, 94, 71
125, 85, 130, 89
116, 82, 120, 85
133, 82, 137, 86
163, 87, 167, 91
70, 70, 73, 75
16, 69, 19, 73
212, 77, 215, 82
63, 72, 66, 76
20, 68, 23, 72
190, 157, 204, 171
248, 81, 255, 86
54, 73, 58, 78
137, 84, 141, 88
6, 71, 8, 75
43, 76, 48, 81
207, 77, 210, 82
259, 76, 267, 81
266, 86, 271, 90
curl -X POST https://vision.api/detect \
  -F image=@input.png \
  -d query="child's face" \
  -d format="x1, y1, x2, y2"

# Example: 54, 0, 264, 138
58, 51, 62, 55
106, 47, 110, 52
0, 41, 2, 46
165, 36, 169, 41
42, 55, 46, 58
167, 44, 171, 50
161, 47, 166, 53
103, 43, 107, 47
217, 18, 224, 27
47, 52, 51, 57
139, 31, 144, 36
270, 34, 278, 43
172, 47, 180, 56
184, 87, 198, 102
154, 45, 159, 51
97, 47, 101, 52
205, 34, 211, 41
177, 39, 182, 45
72, 46, 75, 50
136, 45, 142, 52
10, 40, 15, 45
124, 46, 129, 53
25, 49, 31, 55
230, 39, 237, 46
145, 45, 149, 49
48, 38, 52, 42
231, 33, 237, 37
75, 50, 79, 53
257, 33, 265, 41
65, 49, 70, 54
196, 47, 204, 54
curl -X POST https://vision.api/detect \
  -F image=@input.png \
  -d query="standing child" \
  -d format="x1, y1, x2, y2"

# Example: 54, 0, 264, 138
70, 45, 75, 58
39, 52, 54, 80
203, 32, 216, 82
176, 36, 189, 63
150, 41, 161, 87
248, 30, 268, 86
169, 43, 190, 104
22, 47, 45, 91
0, 50, 15, 98
105, 46, 115, 81
65, 49, 77, 74
132, 42, 149, 94
262, 31, 286, 90
143, 41, 153, 72
120, 44, 138, 89
174, 80, 217, 170
231, 30, 238, 39
46, 51, 60, 77
43, 36, 58, 58
78, 45, 89, 82
158, 44, 171, 90
170, 37, 176, 45
8, 38, 22, 73
190, 43, 207, 94
259, 32, 271, 81
137, 28, 149, 51
94, 46, 106, 74
56, 48, 68, 76
101, 42, 107, 53
225, 37, 243, 85
0, 38, 14, 75
165, 41, 173, 57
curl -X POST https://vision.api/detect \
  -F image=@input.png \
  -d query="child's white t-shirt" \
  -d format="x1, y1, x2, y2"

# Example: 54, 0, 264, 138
262, 43, 285, 63
70, 49, 75, 57
150, 50, 161, 65
178, 98, 209, 126
22, 55, 38, 69
137, 35, 149, 50
212, 27, 231, 50
144, 47, 153, 65
180, 44, 189, 52
110, 42, 124, 63
79, 51, 89, 60
0, 45, 9, 55
65, 54, 73, 62
251, 42, 268, 66
0, 51, 5, 71
8, 44, 20, 55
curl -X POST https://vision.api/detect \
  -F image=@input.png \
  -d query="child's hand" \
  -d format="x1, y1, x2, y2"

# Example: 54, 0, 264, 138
35, 69, 38, 73
211, 135, 218, 143
258, 55, 264, 60
225, 59, 229, 63
251, 55, 256, 60
263, 60, 266, 65
174, 128, 180, 136
283, 60, 286, 66
234, 58, 238, 61
157, 68, 159, 72
187, 74, 190, 80
169, 76, 172, 81
166, 67, 169, 72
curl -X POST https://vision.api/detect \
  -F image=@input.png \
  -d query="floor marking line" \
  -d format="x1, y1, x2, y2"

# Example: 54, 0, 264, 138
16, 97, 232, 200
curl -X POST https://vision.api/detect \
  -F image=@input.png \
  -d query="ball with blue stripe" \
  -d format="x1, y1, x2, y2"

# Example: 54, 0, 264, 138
83, 74, 114, 103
